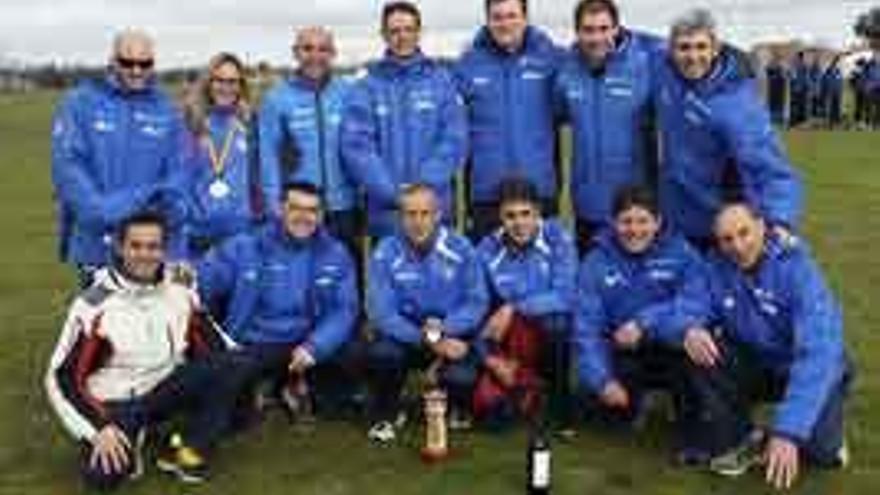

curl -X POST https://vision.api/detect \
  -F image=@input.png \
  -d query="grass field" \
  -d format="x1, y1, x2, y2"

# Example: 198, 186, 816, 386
0, 91, 877, 494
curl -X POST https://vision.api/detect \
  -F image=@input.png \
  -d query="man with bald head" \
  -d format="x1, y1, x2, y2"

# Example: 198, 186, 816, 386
259, 26, 360, 259
680, 203, 851, 489
52, 29, 187, 287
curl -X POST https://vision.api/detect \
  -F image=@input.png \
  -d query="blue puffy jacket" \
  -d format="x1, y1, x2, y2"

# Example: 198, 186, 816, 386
181, 108, 259, 248
454, 26, 562, 203
341, 52, 467, 237
689, 233, 847, 443
51, 75, 188, 265
862, 58, 880, 96
259, 75, 357, 215
554, 29, 662, 223
196, 222, 357, 362
477, 219, 577, 317
574, 228, 706, 392
655, 48, 803, 240
368, 226, 488, 345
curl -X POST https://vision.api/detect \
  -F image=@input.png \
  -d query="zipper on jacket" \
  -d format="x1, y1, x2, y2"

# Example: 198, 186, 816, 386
314, 88, 329, 205
503, 59, 516, 175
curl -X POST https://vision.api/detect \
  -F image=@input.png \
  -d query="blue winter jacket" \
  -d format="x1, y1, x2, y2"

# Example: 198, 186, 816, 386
454, 26, 562, 203
182, 108, 259, 248
341, 52, 467, 236
574, 228, 706, 392
689, 233, 847, 443
368, 226, 488, 345
554, 29, 662, 223
51, 74, 188, 265
196, 222, 357, 362
655, 48, 803, 240
477, 219, 577, 317
259, 75, 357, 215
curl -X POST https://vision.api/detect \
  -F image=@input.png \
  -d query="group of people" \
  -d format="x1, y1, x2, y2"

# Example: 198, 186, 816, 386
764, 48, 880, 129
44, 0, 852, 491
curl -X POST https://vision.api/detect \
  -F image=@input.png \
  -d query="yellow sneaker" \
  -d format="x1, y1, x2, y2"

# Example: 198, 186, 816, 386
156, 433, 208, 484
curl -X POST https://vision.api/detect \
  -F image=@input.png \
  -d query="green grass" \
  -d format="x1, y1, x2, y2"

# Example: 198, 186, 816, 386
0, 91, 877, 494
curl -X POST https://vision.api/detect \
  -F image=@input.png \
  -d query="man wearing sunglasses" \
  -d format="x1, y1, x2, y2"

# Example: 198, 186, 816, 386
654, 9, 802, 251
51, 29, 188, 288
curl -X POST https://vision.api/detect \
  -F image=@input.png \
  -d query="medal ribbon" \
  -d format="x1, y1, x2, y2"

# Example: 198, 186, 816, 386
207, 119, 244, 178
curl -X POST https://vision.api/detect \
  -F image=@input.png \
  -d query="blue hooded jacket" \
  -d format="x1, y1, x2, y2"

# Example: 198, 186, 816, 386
368, 226, 488, 345
51, 74, 188, 265
655, 48, 803, 240
554, 29, 662, 223
181, 108, 259, 248
454, 26, 563, 203
477, 219, 577, 317
259, 75, 357, 215
196, 222, 357, 362
574, 228, 706, 392
689, 233, 847, 443
341, 52, 467, 237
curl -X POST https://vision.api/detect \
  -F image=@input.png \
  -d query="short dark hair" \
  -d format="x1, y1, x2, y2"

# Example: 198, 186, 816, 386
382, 1, 422, 30
612, 184, 659, 218
574, 0, 620, 29
117, 210, 167, 244
496, 177, 541, 209
282, 181, 324, 203
485, 0, 528, 17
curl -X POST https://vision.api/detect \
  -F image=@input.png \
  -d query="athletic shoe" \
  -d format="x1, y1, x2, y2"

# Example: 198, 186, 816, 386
156, 433, 208, 484
709, 429, 766, 477
128, 428, 147, 480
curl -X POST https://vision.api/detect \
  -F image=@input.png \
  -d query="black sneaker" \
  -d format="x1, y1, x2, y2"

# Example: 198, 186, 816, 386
155, 433, 208, 484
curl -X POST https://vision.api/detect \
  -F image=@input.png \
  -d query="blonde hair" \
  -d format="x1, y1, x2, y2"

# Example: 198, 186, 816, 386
183, 52, 253, 137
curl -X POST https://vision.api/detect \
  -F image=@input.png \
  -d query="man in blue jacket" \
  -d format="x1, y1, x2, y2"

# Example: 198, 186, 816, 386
554, 0, 661, 253
341, 1, 467, 238
454, 0, 562, 240
196, 181, 358, 420
655, 9, 802, 250
52, 29, 188, 287
365, 184, 488, 443
788, 52, 809, 127
259, 27, 360, 259
575, 185, 706, 460
681, 203, 850, 489
474, 178, 577, 432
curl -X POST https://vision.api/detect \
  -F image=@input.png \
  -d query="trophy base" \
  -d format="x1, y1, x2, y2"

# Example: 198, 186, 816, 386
420, 447, 450, 464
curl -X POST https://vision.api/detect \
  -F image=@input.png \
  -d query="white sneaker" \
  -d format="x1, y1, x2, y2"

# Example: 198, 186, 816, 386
837, 440, 850, 468
129, 428, 147, 480
367, 421, 397, 444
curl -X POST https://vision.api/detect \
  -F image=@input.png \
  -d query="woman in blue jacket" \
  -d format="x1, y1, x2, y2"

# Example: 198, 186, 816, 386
181, 52, 261, 256
575, 184, 706, 459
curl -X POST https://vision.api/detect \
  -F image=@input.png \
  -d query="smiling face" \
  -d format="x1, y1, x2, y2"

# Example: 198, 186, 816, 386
499, 200, 540, 247
714, 205, 767, 271
576, 8, 619, 66
282, 189, 322, 240
383, 11, 421, 58
111, 33, 155, 92
671, 29, 719, 80
118, 223, 164, 283
209, 60, 243, 109
487, 0, 527, 53
294, 28, 336, 81
614, 205, 661, 254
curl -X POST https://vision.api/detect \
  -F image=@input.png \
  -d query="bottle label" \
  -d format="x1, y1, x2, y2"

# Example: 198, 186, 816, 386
531, 450, 550, 488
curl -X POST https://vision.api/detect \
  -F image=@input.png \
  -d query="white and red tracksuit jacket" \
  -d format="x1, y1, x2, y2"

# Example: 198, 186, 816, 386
44, 268, 218, 442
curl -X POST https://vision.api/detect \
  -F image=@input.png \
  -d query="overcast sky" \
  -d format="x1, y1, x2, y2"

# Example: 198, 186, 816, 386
0, 0, 874, 67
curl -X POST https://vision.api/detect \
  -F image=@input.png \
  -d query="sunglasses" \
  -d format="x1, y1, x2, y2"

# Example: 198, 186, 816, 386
116, 57, 155, 70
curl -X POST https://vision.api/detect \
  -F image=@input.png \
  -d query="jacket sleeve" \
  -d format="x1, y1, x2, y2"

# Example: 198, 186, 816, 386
305, 247, 358, 362
195, 238, 240, 309
724, 83, 803, 229
772, 252, 846, 443
257, 91, 285, 218
44, 301, 112, 442
419, 74, 468, 189
340, 82, 399, 206
50, 91, 158, 229
573, 255, 614, 393
367, 246, 423, 345
516, 227, 577, 317
442, 249, 489, 338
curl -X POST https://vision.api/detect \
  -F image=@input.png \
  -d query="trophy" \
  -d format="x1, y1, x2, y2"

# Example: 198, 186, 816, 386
420, 388, 449, 463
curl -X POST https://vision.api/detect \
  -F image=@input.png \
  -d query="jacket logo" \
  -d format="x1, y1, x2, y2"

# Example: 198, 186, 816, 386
375, 104, 389, 116
521, 71, 545, 81
723, 296, 735, 310
93, 120, 115, 132
604, 273, 624, 287
472, 77, 491, 86
141, 125, 164, 137
413, 100, 436, 112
